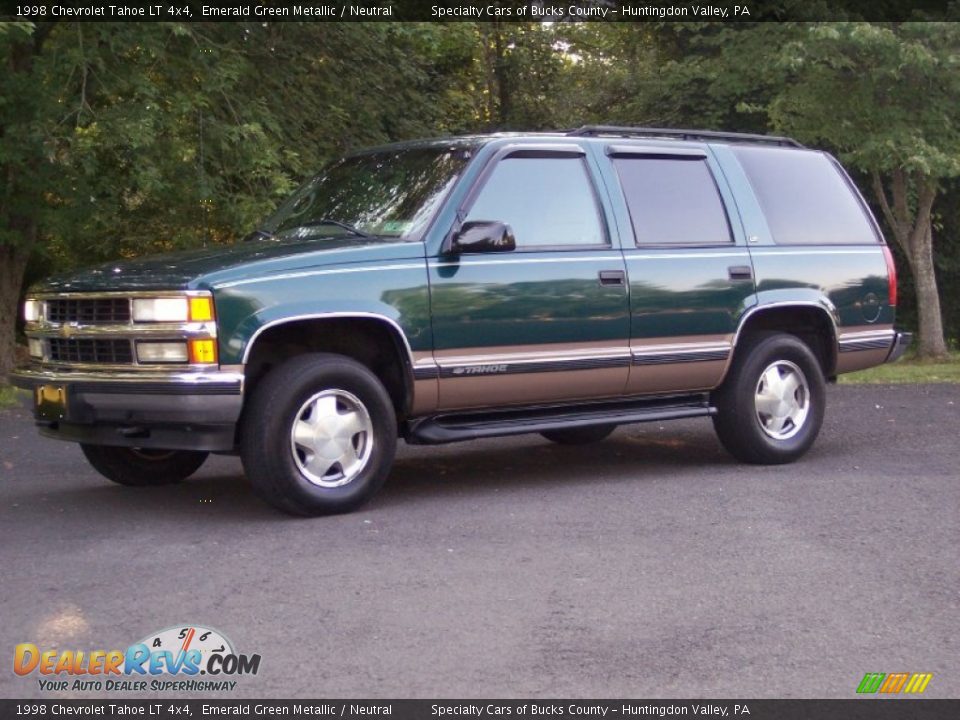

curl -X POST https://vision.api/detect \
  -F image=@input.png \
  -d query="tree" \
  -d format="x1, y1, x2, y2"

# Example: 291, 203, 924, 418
0, 22, 56, 379
0, 21, 479, 378
770, 22, 960, 358
0, 21, 295, 377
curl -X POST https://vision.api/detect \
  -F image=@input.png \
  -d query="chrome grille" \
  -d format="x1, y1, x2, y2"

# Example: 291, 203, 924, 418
46, 298, 131, 324
47, 338, 133, 364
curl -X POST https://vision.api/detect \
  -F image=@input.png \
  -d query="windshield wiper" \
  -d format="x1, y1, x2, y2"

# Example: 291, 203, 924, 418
298, 218, 375, 239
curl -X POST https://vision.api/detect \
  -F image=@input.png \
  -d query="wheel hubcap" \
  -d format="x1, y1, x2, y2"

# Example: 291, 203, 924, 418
290, 389, 374, 488
754, 360, 810, 440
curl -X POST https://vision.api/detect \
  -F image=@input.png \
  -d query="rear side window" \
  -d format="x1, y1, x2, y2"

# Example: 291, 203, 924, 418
733, 146, 879, 245
613, 157, 732, 246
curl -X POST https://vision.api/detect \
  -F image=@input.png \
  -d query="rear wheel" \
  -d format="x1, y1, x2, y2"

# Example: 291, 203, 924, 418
712, 333, 825, 464
240, 353, 397, 516
80, 445, 208, 486
541, 424, 616, 445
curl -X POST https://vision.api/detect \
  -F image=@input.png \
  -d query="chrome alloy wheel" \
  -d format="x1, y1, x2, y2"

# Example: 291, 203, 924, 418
754, 360, 810, 440
289, 389, 374, 488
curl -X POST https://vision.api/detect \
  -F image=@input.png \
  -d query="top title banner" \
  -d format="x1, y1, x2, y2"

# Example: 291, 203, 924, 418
4, 0, 956, 22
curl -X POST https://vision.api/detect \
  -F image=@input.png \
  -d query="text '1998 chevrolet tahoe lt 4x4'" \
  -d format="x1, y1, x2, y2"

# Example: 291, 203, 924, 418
12, 126, 911, 515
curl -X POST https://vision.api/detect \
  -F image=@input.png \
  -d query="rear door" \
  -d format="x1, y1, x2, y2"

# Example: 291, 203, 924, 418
598, 144, 756, 394
428, 145, 630, 410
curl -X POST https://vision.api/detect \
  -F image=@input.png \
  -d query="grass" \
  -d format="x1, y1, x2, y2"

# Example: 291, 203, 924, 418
0, 384, 28, 409
840, 351, 960, 384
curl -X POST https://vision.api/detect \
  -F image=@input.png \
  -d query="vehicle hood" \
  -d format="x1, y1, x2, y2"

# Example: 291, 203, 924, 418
30, 236, 425, 294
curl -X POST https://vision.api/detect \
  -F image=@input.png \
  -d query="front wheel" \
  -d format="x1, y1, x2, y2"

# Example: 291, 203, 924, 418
240, 353, 397, 516
80, 445, 208, 486
711, 333, 825, 464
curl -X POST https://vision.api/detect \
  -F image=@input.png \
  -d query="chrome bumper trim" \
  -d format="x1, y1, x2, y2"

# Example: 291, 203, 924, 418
9, 366, 243, 391
885, 332, 913, 364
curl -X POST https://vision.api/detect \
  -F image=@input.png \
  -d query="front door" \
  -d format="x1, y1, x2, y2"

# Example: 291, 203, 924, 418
428, 146, 631, 410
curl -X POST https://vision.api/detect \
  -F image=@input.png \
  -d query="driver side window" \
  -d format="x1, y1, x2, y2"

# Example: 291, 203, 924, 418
466, 157, 607, 249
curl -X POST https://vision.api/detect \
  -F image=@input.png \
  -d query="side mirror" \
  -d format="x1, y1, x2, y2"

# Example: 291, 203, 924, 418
452, 221, 516, 253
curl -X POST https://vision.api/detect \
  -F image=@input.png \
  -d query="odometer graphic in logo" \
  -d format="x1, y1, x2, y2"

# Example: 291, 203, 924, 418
139, 625, 232, 675
133, 625, 258, 676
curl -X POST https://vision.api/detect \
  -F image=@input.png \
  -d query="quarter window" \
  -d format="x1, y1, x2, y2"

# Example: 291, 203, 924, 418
465, 157, 606, 248
613, 157, 732, 246
733, 146, 879, 245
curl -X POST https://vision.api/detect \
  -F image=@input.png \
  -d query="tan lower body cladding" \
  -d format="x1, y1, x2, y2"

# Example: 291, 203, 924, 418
411, 337, 733, 413
835, 325, 895, 374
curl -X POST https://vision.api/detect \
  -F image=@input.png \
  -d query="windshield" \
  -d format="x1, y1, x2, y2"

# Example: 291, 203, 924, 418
262, 145, 475, 242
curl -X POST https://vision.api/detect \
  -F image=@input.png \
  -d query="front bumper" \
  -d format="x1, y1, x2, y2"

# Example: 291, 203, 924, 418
885, 332, 913, 364
9, 366, 244, 452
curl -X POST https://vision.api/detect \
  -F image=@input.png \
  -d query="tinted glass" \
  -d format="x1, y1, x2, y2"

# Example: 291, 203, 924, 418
466, 157, 605, 248
733, 146, 879, 245
264, 146, 474, 242
614, 157, 731, 246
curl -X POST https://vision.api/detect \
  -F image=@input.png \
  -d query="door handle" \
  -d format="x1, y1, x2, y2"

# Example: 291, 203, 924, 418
598, 270, 626, 286
728, 265, 753, 281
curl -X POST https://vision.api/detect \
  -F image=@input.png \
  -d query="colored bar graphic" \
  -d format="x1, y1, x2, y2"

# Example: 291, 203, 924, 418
857, 672, 932, 694
857, 673, 885, 694
879, 673, 909, 693
903, 673, 933, 694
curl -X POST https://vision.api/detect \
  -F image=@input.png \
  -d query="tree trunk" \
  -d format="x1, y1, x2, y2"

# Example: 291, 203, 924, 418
906, 220, 948, 358
871, 170, 949, 359
0, 244, 29, 381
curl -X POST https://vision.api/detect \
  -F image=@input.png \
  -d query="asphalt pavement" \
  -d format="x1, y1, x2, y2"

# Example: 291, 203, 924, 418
1, 384, 957, 699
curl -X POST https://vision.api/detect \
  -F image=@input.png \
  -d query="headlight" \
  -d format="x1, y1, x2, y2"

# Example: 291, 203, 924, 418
132, 295, 215, 323
132, 297, 189, 322
23, 299, 40, 323
28, 338, 44, 359
136, 341, 189, 364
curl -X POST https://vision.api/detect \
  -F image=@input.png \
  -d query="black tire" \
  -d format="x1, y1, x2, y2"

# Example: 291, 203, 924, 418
711, 333, 826, 464
240, 353, 397, 516
541, 424, 616, 445
80, 445, 208, 486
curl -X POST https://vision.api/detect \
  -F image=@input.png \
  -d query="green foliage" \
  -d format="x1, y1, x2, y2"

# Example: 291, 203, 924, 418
3, 22, 479, 272
0, 384, 27, 409
770, 23, 960, 177
3, 19, 960, 369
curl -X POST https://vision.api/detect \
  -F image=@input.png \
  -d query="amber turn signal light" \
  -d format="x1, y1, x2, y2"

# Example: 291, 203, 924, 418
189, 296, 215, 322
189, 339, 217, 364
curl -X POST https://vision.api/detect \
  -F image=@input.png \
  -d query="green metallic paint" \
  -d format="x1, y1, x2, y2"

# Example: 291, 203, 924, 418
31, 236, 424, 294
25, 133, 895, 394
592, 141, 759, 345
749, 249, 894, 328
709, 144, 893, 333
213, 260, 433, 365
428, 251, 630, 350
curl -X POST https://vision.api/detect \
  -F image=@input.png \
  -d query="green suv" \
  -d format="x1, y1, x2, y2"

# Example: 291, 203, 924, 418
11, 126, 911, 515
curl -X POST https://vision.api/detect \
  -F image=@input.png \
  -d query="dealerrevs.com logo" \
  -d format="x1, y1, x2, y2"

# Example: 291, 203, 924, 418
14, 625, 261, 693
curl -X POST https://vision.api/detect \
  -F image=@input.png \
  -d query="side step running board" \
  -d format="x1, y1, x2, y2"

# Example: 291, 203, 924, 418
406, 394, 716, 445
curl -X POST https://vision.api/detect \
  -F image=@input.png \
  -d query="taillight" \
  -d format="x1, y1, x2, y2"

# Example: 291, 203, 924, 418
882, 245, 898, 307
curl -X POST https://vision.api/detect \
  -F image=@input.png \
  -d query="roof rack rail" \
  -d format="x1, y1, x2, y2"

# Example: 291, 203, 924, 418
567, 125, 804, 148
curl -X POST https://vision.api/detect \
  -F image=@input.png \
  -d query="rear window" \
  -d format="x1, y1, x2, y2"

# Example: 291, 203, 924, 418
613, 157, 732, 246
733, 147, 879, 245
